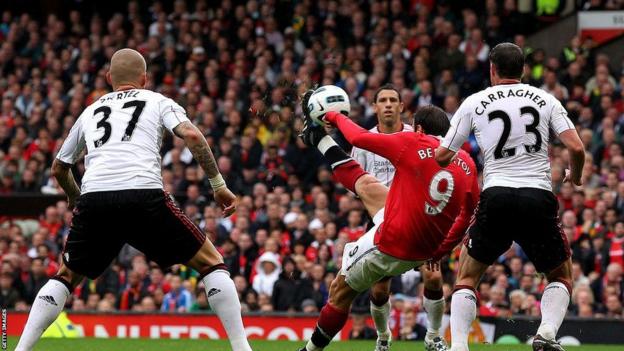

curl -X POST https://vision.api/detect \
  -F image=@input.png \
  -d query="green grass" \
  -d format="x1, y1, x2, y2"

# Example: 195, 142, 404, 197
6, 338, 622, 351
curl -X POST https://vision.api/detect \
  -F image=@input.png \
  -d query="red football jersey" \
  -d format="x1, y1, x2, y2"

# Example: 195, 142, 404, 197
327, 112, 480, 261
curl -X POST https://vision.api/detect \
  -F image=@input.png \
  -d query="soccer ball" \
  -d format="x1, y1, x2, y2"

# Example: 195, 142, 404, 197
307, 85, 350, 125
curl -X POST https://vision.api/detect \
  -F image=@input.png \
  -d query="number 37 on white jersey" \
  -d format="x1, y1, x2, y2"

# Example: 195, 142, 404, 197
56, 89, 190, 194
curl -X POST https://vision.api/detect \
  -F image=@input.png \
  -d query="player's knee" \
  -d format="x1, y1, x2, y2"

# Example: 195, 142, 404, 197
455, 275, 479, 289
355, 175, 384, 196
369, 278, 390, 305
546, 259, 573, 284
189, 240, 224, 268
329, 276, 355, 309
56, 265, 83, 288
370, 288, 389, 306
329, 276, 343, 296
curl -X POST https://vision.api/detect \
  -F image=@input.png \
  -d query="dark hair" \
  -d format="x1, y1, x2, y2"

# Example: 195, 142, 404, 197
373, 84, 402, 103
413, 105, 450, 136
489, 42, 525, 79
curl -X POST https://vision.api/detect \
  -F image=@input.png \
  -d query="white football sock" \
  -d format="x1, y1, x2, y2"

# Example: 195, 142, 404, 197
204, 269, 252, 351
16, 279, 70, 351
370, 300, 391, 341
424, 296, 445, 341
450, 289, 476, 351
536, 282, 570, 341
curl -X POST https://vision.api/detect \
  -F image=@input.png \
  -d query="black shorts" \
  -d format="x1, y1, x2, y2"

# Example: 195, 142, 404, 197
465, 186, 571, 273
63, 189, 206, 279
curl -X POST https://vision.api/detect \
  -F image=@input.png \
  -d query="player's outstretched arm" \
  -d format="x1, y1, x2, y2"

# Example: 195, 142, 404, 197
324, 111, 407, 164
173, 121, 237, 216
51, 159, 81, 209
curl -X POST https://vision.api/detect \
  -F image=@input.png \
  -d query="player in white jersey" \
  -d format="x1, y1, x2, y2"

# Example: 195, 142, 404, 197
349, 85, 448, 351
16, 49, 253, 351
435, 43, 585, 351
351, 85, 413, 188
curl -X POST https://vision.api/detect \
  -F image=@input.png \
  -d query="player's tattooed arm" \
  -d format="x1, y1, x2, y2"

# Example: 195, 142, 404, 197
173, 121, 237, 217
51, 159, 81, 209
173, 121, 220, 178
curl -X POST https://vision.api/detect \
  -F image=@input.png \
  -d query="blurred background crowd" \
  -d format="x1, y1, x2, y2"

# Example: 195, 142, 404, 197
1, 0, 624, 342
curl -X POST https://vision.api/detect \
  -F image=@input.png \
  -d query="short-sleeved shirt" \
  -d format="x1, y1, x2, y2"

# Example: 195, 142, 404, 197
57, 89, 189, 194
441, 83, 575, 191
350, 123, 413, 187
326, 111, 479, 261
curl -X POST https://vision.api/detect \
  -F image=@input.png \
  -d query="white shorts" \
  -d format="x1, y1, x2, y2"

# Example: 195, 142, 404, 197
341, 209, 424, 292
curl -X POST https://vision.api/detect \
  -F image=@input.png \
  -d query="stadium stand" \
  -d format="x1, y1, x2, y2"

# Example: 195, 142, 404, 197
0, 0, 624, 339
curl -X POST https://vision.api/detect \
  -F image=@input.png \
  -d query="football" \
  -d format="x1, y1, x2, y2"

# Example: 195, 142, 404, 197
307, 85, 350, 125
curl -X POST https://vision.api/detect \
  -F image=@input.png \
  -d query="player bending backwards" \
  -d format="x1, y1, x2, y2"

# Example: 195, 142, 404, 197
435, 43, 585, 351
16, 49, 252, 351
298, 88, 479, 351
350, 84, 451, 351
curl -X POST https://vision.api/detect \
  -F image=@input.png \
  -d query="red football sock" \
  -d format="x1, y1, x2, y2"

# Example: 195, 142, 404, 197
310, 303, 349, 347
333, 160, 367, 193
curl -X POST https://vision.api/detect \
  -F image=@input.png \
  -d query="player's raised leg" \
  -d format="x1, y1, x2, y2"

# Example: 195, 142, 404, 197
422, 264, 448, 351
185, 239, 252, 351
449, 247, 488, 351
15, 264, 83, 351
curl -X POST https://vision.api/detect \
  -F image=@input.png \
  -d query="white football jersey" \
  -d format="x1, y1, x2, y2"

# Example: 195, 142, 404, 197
350, 123, 413, 187
441, 83, 574, 191
56, 89, 190, 194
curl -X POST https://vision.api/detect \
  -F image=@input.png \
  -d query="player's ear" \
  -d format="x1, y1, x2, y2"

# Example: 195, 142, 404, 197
416, 125, 423, 134
140, 72, 147, 88
372, 101, 379, 115
105, 72, 112, 87
399, 101, 404, 113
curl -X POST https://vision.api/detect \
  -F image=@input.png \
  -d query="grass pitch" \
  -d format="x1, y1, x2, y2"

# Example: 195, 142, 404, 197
6, 338, 622, 351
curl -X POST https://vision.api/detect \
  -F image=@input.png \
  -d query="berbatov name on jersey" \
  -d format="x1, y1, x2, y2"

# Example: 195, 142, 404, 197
56, 89, 189, 194
441, 83, 575, 192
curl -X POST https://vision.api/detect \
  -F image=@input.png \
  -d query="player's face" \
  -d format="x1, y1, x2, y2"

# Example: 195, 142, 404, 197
373, 90, 403, 125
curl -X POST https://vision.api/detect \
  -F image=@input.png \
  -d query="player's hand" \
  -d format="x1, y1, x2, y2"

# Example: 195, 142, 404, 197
214, 187, 237, 217
67, 195, 80, 211
67, 197, 77, 211
563, 168, 583, 186
425, 259, 441, 272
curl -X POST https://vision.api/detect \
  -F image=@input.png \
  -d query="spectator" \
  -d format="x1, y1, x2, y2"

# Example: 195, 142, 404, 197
119, 270, 149, 311
0, 0, 622, 320
0, 272, 20, 308
24, 257, 48, 304
349, 313, 377, 340
161, 275, 193, 313
252, 252, 281, 297
271, 257, 313, 311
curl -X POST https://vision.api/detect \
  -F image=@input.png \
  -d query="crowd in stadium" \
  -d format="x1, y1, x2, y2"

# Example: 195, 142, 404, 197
1, 0, 624, 340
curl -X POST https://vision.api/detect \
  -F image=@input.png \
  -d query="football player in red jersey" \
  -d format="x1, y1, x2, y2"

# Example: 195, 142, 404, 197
297, 90, 480, 351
